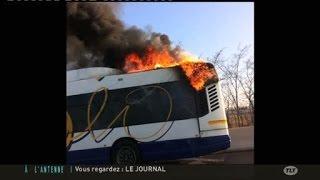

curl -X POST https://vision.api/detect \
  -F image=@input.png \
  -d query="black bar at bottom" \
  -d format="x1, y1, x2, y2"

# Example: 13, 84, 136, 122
0, 165, 319, 179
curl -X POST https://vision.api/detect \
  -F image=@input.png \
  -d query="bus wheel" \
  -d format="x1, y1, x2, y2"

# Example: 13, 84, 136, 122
111, 140, 141, 165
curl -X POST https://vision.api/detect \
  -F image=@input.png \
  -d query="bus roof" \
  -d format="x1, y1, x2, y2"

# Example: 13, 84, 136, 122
67, 67, 124, 83
67, 67, 183, 96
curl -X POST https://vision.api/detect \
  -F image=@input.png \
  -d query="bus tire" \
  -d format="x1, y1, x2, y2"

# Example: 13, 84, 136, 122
111, 139, 141, 165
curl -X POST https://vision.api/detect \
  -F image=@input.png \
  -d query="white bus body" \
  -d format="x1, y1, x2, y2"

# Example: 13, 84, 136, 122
66, 65, 230, 164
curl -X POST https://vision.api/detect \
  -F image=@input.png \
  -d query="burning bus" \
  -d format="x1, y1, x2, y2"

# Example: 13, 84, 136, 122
66, 2, 232, 165
66, 62, 231, 165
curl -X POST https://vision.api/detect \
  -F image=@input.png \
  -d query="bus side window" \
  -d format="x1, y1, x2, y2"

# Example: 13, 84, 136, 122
196, 89, 209, 117
163, 81, 198, 120
67, 93, 92, 132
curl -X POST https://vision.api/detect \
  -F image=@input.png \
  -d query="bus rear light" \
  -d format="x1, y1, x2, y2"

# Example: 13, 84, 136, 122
208, 120, 227, 128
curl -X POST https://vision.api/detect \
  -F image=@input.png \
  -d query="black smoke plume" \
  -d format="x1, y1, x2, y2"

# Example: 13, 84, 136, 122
67, 2, 176, 70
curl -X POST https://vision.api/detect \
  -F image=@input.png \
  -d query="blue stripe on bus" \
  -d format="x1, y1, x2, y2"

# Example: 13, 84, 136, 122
67, 135, 230, 164
140, 135, 230, 161
67, 147, 111, 165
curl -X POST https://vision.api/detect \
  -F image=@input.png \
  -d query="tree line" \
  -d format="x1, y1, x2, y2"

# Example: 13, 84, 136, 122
208, 45, 254, 128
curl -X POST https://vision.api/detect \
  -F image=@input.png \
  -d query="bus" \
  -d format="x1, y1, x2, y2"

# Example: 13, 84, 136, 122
66, 63, 230, 165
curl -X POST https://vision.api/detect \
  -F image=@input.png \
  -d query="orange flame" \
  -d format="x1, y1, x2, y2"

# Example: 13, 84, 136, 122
180, 62, 215, 91
123, 46, 216, 91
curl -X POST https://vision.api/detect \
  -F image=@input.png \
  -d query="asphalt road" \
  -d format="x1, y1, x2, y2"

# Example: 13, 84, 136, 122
160, 150, 254, 164
186, 150, 254, 164
227, 126, 254, 152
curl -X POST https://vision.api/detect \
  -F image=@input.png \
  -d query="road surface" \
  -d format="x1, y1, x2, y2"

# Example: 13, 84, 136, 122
158, 150, 253, 164
181, 150, 253, 164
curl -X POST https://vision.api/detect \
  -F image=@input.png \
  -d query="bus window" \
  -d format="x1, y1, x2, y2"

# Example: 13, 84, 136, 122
196, 89, 209, 117
67, 80, 199, 132
162, 81, 197, 120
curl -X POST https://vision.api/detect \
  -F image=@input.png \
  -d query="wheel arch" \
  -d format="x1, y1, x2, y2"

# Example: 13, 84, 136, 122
110, 137, 141, 162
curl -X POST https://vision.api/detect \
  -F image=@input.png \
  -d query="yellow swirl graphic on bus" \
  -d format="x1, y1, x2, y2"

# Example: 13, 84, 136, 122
66, 86, 173, 149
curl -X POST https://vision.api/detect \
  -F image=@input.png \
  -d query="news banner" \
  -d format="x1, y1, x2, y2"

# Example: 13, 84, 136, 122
1, 165, 319, 178
23, 165, 166, 174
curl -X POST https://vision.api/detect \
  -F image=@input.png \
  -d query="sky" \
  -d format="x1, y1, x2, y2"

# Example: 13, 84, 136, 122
119, 2, 254, 59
